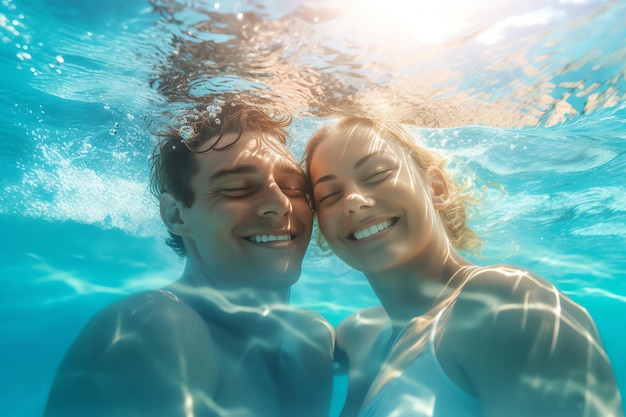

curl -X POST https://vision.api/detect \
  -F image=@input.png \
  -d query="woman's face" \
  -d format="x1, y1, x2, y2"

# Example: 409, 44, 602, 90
308, 126, 444, 274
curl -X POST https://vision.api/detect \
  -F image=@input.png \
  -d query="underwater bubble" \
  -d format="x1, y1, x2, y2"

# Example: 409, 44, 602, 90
179, 125, 194, 139
55, 55, 64, 64
214, 118, 221, 125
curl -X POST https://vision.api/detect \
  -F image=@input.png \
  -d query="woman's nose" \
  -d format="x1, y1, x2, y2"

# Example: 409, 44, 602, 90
344, 191, 375, 216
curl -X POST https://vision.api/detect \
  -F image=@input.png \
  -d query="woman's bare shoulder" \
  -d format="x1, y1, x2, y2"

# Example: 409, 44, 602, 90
336, 306, 390, 359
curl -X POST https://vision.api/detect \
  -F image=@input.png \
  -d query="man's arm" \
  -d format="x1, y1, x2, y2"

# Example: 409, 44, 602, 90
44, 292, 221, 417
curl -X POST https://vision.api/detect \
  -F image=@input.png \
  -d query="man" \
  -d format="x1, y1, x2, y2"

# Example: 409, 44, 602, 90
44, 103, 335, 417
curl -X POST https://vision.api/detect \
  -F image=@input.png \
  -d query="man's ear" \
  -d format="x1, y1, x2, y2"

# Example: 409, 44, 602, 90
427, 168, 450, 210
160, 192, 189, 236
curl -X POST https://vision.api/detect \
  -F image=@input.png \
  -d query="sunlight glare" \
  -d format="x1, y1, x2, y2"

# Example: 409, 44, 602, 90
332, 0, 493, 44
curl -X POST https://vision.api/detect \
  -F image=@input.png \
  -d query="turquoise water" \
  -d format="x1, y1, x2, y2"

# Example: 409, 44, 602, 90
1, 0, 625, 416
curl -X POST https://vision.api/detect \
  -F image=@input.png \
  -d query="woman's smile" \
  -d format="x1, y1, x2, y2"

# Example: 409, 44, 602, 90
347, 217, 399, 241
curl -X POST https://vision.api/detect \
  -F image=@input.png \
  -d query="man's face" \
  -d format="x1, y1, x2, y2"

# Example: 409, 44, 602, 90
178, 131, 313, 290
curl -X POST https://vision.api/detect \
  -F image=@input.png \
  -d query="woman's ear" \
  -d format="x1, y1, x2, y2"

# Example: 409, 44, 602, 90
427, 168, 450, 210
160, 193, 189, 236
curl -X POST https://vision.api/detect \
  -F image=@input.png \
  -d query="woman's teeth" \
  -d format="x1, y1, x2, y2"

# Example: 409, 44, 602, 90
353, 219, 393, 241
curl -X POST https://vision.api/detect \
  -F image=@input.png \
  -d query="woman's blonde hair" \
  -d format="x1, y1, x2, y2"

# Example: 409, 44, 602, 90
303, 116, 482, 254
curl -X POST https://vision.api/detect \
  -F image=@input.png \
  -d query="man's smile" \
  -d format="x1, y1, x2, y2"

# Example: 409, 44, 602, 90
245, 233, 294, 243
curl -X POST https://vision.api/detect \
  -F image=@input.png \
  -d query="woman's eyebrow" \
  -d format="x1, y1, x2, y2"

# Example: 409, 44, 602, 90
354, 151, 389, 169
313, 174, 336, 188
313, 151, 390, 188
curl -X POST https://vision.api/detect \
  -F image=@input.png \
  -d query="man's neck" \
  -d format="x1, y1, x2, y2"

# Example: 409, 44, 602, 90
165, 260, 293, 341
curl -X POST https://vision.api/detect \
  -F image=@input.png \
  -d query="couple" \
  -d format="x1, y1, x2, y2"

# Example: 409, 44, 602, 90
45, 104, 623, 417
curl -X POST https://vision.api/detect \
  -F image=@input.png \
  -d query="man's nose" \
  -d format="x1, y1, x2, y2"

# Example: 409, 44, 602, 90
257, 182, 292, 217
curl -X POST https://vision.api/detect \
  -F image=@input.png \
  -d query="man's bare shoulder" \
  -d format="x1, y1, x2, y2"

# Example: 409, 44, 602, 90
44, 290, 221, 417
76, 289, 214, 346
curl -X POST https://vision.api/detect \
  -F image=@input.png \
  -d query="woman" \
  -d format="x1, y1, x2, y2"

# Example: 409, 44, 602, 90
304, 116, 623, 417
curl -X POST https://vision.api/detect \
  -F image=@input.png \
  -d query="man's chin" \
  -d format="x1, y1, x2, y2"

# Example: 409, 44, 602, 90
260, 268, 301, 289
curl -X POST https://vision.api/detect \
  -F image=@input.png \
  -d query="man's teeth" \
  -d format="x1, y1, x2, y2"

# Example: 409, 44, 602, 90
249, 234, 292, 243
354, 219, 393, 241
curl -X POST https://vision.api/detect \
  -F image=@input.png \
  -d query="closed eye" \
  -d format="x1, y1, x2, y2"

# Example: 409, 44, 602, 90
280, 186, 307, 197
317, 190, 343, 205
220, 187, 255, 198
365, 169, 393, 183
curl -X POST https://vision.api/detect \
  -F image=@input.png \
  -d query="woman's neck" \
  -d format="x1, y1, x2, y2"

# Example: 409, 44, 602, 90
365, 247, 474, 330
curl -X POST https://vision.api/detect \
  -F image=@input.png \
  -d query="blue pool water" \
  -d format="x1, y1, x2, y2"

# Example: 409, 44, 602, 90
1, 0, 625, 416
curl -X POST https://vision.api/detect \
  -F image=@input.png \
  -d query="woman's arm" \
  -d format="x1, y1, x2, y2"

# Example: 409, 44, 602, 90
453, 268, 623, 417
336, 306, 390, 417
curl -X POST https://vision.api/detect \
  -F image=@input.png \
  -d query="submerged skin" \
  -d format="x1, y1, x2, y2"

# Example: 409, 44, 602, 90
307, 119, 623, 417
44, 130, 334, 417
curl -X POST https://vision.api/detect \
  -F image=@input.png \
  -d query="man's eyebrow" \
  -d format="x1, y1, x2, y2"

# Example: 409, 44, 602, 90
313, 151, 387, 188
209, 165, 258, 181
210, 163, 305, 182
279, 164, 307, 178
